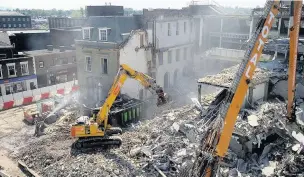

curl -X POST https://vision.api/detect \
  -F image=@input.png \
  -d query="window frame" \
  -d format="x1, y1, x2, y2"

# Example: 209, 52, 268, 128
85, 56, 92, 72
168, 51, 172, 64
82, 28, 91, 40
0, 64, 3, 79
20, 61, 29, 76
176, 49, 180, 61
7, 63, 16, 77
39, 61, 44, 68
98, 28, 108, 41
184, 21, 187, 33
176, 22, 179, 35
101, 58, 108, 74
158, 52, 163, 65
168, 23, 171, 36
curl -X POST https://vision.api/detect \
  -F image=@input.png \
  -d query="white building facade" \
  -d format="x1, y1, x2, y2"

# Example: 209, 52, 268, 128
147, 16, 196, 91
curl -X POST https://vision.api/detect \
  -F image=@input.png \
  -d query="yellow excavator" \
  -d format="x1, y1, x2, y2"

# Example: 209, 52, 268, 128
180, 0, 302, 176
71, 64, 169, 149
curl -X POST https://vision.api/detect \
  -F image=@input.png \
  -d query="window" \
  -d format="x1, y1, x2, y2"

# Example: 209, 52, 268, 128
140, 34, 144, 47
7, 18, 10, 21
20, 61, 29, 75
190, 21, 193, 32
0, 65, 2, 79
8, 24, 11, 28
158, 52, 163, 65
3, 24, 6, 28
168, 51, 172, 63
168, 23, 171, 36
5, 81, 27, 94
73, 57, 76, 63
176, 49, 180, 61
27, 18, 30, 21
99, 29, 107, 41
7, 63, 16, 77
2, 18, 5, 21
13, 24, 16, 28
184, 47, 188, 60
13, 18, 15, 21
176, 22, 179, 35
18, 18, 21, 21
0, 54, 6, 59
85, 56, 92, 72
39, 61, 44, 68
23, 24, 26, 27
83, 28, 90, 40
22, 18, 25, 21
19, 24, 21, 28
184, 22, 187, 33
102, 58, 108, 74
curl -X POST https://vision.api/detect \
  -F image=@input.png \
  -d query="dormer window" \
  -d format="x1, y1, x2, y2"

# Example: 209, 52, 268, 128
82, 28, 91, 40
99, 28, 108, 41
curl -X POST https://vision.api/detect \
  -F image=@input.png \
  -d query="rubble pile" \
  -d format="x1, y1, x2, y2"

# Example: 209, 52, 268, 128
11, 92, 304, 177
13, 94, 218, 177
218, 101, 304, 177
198, 65, 279, 87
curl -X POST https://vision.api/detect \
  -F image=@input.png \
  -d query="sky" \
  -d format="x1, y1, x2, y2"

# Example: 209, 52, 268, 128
1, 0, 266, 10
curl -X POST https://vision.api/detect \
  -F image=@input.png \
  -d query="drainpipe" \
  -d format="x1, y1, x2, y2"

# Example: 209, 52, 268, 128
198, 84, 202, 103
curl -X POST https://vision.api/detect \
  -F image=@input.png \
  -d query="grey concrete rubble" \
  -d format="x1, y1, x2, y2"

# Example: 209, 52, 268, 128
198, 64, 285, 87
7, 91, 304, 176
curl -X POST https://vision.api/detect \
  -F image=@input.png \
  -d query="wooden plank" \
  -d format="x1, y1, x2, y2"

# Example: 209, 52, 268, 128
17, 160, 41, 177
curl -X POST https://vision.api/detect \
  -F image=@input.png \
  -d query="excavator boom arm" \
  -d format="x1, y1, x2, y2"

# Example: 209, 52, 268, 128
287, 0, 302, 120
97, 64, 166, 126
215, 0, 280, 157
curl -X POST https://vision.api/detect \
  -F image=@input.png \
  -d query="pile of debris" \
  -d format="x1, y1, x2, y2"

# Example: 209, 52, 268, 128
198, 64, 284, 87
218, 100, 304, 177
8, 91, 304, 177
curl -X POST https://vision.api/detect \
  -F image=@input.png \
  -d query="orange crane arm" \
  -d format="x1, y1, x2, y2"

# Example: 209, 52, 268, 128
287, 0, 302, 121
215, 0, 280, 157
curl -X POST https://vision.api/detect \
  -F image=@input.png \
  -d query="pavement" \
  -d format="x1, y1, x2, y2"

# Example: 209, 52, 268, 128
0, 104, 38, 177
0, 104, 36, 137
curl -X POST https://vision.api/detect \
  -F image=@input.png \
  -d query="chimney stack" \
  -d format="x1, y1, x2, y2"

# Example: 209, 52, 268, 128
47, 45, 53, 51
59, 46, 65, 52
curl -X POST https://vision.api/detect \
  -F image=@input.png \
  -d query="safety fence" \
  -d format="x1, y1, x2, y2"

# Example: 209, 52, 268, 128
0, 81, 79, 111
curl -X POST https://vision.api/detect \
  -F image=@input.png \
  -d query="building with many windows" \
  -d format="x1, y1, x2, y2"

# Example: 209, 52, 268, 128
25, 46, 77, 88
76, 16, 141, 106
0, 11, 31, 29
0, 32, 37, 96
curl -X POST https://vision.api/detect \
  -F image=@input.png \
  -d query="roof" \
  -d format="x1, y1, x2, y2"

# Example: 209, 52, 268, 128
84, 16, 139, 44
0, 11, 25, 16
0, 31, 12, 48
6, 29, 50, 36
24, 49, 75, 56
198, 64, 286, 87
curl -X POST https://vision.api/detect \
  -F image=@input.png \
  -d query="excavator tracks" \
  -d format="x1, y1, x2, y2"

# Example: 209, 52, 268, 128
71, 136, 122, 153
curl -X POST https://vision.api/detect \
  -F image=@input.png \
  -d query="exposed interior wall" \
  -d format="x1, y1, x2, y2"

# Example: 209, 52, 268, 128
119, 31, 151, 100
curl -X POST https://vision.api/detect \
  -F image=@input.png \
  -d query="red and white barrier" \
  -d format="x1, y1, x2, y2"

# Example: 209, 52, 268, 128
0, 82, 79, 111
22, 90, 33, 105
13, 92, 24, 106
3, 94, 14, 110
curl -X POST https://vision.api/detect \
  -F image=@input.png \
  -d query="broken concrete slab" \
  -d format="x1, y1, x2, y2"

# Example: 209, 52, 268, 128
247, 115, 259, 127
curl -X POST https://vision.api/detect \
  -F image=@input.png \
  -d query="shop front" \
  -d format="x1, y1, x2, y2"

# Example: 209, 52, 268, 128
0, 75, 38, 96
